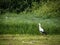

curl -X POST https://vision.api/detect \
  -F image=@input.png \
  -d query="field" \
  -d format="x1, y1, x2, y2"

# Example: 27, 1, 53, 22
0, 0, 60, 45
0, 12, 60, 45
0, 34, 60, 45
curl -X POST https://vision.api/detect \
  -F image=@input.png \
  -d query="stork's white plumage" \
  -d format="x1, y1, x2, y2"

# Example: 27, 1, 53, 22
38, 23, 44, 32
38, 23, 47, 35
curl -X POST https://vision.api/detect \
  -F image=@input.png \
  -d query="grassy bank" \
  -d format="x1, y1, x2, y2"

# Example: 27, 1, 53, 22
0, 35, 60, 45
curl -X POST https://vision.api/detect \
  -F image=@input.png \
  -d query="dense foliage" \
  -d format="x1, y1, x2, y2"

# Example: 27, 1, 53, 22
0, 0, 40, 13
0, 0, 60, 14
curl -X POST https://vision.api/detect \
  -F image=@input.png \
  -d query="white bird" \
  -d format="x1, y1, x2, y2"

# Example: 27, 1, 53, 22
38, 23, 47, 35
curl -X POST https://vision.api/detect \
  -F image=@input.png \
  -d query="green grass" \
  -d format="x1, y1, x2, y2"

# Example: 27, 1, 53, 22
0, 34, 60, 45
0, 13, 60, 35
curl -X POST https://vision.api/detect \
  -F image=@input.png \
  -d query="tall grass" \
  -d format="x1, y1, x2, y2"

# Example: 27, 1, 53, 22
0, 13, 60, 35
0, 22, 39, 35
0, 0, 60, 35
0, 21, 60, 35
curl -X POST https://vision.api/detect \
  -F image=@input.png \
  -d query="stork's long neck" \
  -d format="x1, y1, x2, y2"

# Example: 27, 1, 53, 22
39, 23, 42, 29
39, 25, 41, 28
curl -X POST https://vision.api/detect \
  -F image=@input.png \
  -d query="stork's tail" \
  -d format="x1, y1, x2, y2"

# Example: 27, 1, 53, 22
42, 31, 47, 35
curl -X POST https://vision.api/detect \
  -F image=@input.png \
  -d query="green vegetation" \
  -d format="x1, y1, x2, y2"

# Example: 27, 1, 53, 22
0, 0, 60, 45
0, 0, 60, 35
0, 12, 60, 35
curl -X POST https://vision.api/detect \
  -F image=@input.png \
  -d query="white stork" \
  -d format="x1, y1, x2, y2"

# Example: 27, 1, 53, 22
38, 23, 47, 35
